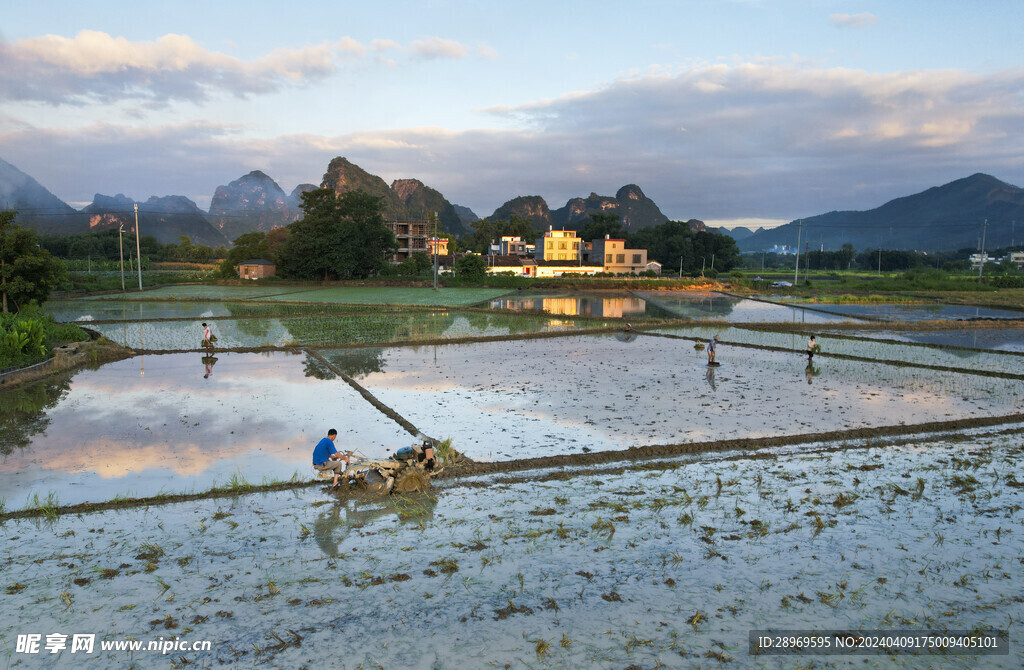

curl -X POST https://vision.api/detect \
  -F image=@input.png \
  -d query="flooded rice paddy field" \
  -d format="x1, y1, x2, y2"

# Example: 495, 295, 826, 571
2, 432, 1021, 668
788, 302, 1024, 322
814, 327, 1024, 354
339, 334, 1022, 460
90, 285, 513, 306
88, 312, 608, 350
0, 352, 414, 508
632, 291, 854, 323
43, 299, 380, 322
4, 328, 1023, 510
653, 325, 1024, 374
4, 291, 1024, 667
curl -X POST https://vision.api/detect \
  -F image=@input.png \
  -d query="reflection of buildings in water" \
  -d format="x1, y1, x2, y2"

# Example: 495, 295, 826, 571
489, 296, 651, 318
312, 494, 439, 558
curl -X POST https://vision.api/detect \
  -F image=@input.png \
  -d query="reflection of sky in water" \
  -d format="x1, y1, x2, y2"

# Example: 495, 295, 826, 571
807, 302, 1024, 321
0, 352, 413, 507
636, 292, 853, 323
353, 334, 1021, 461
44, 299, 234, 321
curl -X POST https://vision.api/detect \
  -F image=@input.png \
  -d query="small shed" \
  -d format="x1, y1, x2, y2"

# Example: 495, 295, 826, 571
238, 259, 276, 280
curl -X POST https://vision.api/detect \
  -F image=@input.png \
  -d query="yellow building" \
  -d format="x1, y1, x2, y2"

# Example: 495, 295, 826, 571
535, 229, 581, 262
590, 236, 649, 273
427, 237, 448, 255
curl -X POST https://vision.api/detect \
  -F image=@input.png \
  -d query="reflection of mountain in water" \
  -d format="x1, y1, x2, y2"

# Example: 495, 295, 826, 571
0, 377, 72, 455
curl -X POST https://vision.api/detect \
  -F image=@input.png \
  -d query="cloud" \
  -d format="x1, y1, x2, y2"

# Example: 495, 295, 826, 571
3, 62, 1023, 222
0, 30, 336, 105
410, 37, 469, 60
0, 30, 491, 105
829, 13, 880, 28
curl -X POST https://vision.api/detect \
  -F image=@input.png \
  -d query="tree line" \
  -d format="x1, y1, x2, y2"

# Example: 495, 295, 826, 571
744, 242, 1023, 274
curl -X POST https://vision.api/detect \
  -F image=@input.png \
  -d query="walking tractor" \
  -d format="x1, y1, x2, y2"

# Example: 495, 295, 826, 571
318, 441, 441, 494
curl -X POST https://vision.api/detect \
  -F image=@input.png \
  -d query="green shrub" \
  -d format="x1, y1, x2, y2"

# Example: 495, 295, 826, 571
0, 310, 87, 369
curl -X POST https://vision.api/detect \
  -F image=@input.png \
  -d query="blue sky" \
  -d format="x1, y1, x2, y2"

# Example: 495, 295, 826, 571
2, 0, 1023, 228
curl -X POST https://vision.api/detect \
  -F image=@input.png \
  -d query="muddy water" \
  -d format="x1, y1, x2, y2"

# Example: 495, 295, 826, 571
0, 352, 412, 508
1, 433, 1019, 668
346, 334, 1023, 461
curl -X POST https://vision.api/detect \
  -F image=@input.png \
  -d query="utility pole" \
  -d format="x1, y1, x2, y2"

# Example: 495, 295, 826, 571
978, 219, 987, 283
678, 256, 683, 278
432, 211, 438, 291
134, 203, 142, 290
877, 248, 881, 275
793, 219, 802, 285
118, 224, 125, 292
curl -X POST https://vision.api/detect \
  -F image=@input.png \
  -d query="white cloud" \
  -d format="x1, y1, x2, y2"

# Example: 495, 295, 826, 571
0, 31, 492, 106
0, 30, 336, 105
829, 13, 880, 28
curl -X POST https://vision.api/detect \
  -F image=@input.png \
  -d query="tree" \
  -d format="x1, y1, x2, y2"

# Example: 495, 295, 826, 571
628, 220, 740, 275
464, 216, 538, 253
219, 231, 273, 277
1, 210, 68, 312
277, 189, 396, 280
411, 251, 432, 274
577, 213, 625, 242
454, 253, 488, 281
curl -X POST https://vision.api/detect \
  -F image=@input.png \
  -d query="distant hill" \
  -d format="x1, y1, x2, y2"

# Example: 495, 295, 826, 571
0, 156, 87, 234
319, 157, 465, 235
208, 170, 299, 242
489, 184, 670, 232
83, 193, 231, 247
711, 226, 756, 241
452, 204, 478, 228
551, 185, 669, 231
391, 178, 467, 235
490, 196, 552, 229
739, 174, 1024, 253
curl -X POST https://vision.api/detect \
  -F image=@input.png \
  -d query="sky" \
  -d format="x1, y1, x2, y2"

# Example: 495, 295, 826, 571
2, 0, 1023, 229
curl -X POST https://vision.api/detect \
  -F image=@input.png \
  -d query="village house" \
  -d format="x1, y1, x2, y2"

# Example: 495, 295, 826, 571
384, 220, 430, 261
237, 259, 276, 279
427, 236, 448, 255
588, 235, 650, 274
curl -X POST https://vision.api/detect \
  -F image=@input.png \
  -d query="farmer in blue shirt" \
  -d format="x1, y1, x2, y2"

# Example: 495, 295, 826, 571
312, 429, 350, 489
